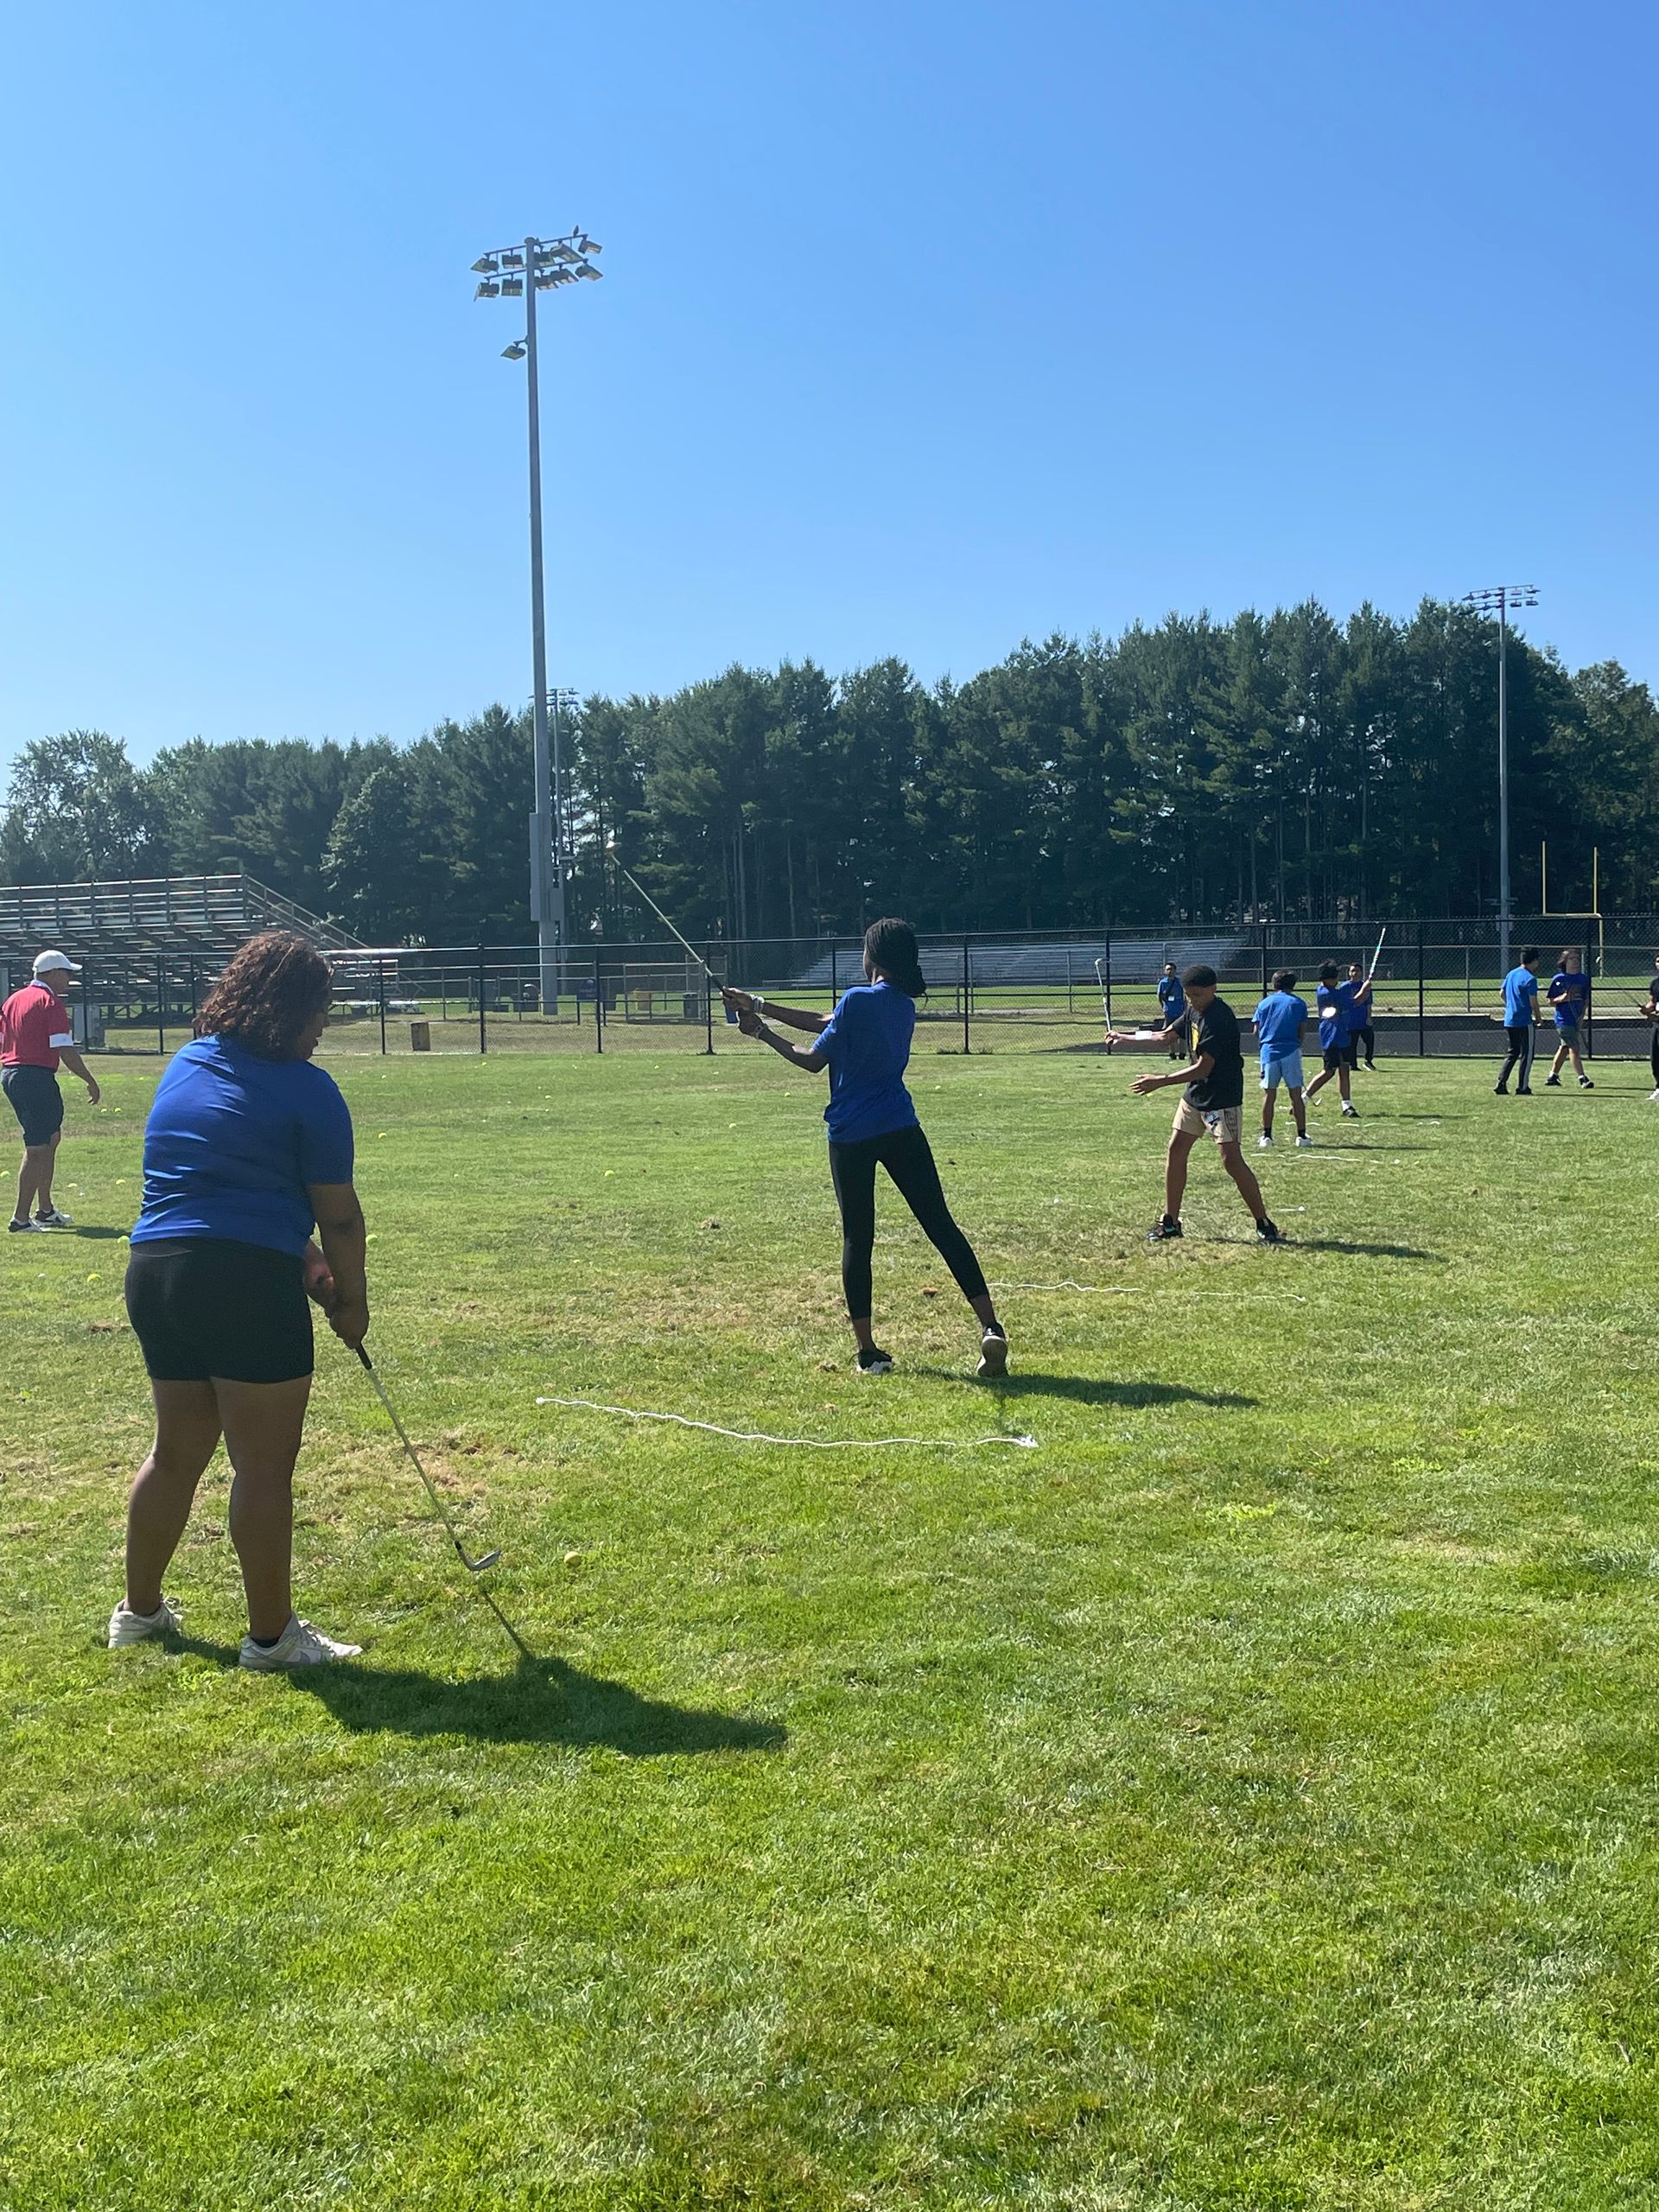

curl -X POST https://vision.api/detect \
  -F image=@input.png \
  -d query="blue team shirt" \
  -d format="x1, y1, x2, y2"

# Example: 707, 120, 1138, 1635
1252, 991, 1307, 1054
130, 1033, 356, 1255
1316, 981, 1357, 1050
1549, 969, 1588, 1030
1503, 965, 1540, 1027
817, 981, 920, 1145
1157, 976, 1185, 1019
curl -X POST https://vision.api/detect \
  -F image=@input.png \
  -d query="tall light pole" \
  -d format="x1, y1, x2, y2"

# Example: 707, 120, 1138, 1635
472, 229, 603, 1007
1462, 584, 1540, 979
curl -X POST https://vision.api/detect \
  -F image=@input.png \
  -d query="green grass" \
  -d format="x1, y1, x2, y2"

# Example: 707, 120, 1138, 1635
4, 1046, 1659, 2209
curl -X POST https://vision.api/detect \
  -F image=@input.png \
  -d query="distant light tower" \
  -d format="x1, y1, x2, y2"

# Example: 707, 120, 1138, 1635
472, 228, 604, 1006
1462, 584, 1540, 978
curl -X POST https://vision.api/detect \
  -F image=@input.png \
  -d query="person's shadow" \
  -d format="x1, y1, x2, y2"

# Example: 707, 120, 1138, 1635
931, 1371, 1256, 1410
177, 1637, 785, 1756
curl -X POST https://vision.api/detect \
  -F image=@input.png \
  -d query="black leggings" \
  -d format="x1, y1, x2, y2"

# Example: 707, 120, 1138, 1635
1497, 1024, 1535, 1090
1353, 1023, 1376, 1061
1650, 1028, 1659, 1086
828, 1122, 988, 1322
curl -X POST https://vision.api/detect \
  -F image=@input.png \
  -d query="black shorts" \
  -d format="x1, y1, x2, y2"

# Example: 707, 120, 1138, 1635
3, 1065, 64, 1147
124, 1237, 314, 1384
1321, 1042, 1357, 1073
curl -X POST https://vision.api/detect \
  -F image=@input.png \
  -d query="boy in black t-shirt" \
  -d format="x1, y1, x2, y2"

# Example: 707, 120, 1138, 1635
1105, 963, 1286, 1243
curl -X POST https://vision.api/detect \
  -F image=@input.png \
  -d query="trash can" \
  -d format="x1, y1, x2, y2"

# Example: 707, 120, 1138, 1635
410, 1020, 431, 1052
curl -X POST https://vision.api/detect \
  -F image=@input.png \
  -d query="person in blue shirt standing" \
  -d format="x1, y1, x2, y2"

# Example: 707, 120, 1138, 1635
1303, 960, 1369, 1118
111, 931, 370, 1670
1156, 963, 1186, 1059
722, 918, 1007, 1379
1496, 949, 1541, 1095
1251, 969, 1313, 1148
1544, 947, 1593, 1090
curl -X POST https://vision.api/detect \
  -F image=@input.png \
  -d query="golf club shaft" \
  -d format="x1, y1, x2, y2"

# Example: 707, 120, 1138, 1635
610, 855, 718, 981
356, 1345, 493, 1570
1367, 925, 1388, 982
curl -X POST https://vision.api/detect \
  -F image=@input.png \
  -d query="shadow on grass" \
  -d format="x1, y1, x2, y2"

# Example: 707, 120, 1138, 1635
980, 1372, 1257, 1411
61, 1224, 128, 1240
1289, 1238, 1444, 1261
174, 1635, 785, 1755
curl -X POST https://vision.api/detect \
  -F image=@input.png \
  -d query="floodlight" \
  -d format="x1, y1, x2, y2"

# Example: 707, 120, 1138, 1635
575, 264, 602, 281
502, 340, 527, 360
500, 251, 524, 270
474, 280, 500, 299
577, 236, 602, 253
471, 256, 499, 275
500, 276, 524, 296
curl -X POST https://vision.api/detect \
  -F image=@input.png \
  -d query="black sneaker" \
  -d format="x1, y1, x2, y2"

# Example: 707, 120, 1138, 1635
1494, 1084, 1509, 1095
1255, 1217, 1287, 1244
1147, 1215, 1183, 1241
856, 1345, 895, 1376
1580, 1076, 1594, 1090
1544, 1075, 1561, 1087
1516, 1085, 1533, 1096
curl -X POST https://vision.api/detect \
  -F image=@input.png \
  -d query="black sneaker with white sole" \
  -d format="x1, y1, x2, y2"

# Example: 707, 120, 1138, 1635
1580, 1076, 1594, 1089
976, 1327, 1008, 1379
1544, 1074, 1561, 1087
1255, 1217, 1287, 1244
856, 1345, 895, 1376
1147, 1215, 1183, 1241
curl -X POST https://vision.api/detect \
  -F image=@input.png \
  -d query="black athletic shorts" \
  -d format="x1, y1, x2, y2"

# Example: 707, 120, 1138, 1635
1321, 1042, 1357, 1074
124, 1236, 314, 1384
3, 1065, 65, 1147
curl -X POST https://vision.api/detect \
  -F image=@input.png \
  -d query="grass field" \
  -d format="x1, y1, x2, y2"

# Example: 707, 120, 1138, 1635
5, 1044, 1659, 2209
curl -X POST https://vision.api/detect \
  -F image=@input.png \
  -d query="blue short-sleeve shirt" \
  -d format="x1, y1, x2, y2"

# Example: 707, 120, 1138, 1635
1503, 966, 1540, 1027
1252, 991, 1307, 1054
130, 1033, 356, 1255
1549, 969, 1588, 1030
817, 982, 920, 1146
1158, 976, 1185, 1019
1317, 982, 1357, 1050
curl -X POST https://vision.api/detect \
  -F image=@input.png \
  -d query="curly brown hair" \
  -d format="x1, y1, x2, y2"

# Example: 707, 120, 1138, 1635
196, 932, 334, 1060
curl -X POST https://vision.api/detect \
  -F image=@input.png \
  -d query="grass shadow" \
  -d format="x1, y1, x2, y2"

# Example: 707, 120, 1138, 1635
289, 1652, 787, 1754
60, 1224, 128, 1240
171, 1637, 785, 1755
1291, 1238, 1444, 1261
975, 1372, 1257, 1410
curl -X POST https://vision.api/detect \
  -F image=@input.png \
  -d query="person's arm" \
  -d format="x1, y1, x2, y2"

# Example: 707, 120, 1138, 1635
56, 1046, 100, 1105
1354, 978, 1374, 1007
735, 1007, 830, 1071
1131, 1052, 1211, 1096
1104, 1020, 1184, 1048
721, 988, 828, 1035
307, 1181, 369, 1344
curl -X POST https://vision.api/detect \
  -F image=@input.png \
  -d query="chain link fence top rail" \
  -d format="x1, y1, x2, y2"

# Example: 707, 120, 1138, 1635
10, 918, 1656, 1061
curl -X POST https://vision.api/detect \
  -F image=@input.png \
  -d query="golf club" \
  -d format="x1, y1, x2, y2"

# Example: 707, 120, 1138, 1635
604, 837, 719, 981
356, 1344, 501, 1573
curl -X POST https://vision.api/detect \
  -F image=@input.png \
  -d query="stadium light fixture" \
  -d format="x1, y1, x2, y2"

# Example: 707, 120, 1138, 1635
1462, 584, 1541, 979
471, 227, 608, 1014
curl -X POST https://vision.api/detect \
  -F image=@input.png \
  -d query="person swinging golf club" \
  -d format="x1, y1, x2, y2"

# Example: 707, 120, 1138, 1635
112, 932, 369, 1669
722, 918, 1009, 1378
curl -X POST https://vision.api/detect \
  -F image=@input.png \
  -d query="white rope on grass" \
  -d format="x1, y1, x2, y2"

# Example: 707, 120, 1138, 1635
990, 1280, 1307, 1302
534, 1395, 1038, 1451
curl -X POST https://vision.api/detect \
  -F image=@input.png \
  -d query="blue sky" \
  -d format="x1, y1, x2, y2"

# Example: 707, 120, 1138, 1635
2, 0, 1654, 778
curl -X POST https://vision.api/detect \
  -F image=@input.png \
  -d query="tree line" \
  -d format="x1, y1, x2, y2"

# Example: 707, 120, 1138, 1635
5, 598, 1657, 942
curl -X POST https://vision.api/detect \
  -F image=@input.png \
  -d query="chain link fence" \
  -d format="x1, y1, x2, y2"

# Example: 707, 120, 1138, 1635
9, 918, 1656, 1062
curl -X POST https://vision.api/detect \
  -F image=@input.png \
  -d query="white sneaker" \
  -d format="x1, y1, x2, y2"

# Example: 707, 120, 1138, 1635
34, 1207, 74, 1228
239, 1615, 362, 1670
1649, 1089, 1659, 1103
976, 1327, 1009, 1379
1341, 1103, 1359, 1118
1257, 1134, 1273, 1149
108, 1595, 182, 1647
1295, 1135, 1313, 1148
8, 1217, 46, 1234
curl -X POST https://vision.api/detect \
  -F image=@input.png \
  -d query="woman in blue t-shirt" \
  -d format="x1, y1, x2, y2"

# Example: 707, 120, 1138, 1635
111, 932, 369, 1671
724, 918, 1007, 1377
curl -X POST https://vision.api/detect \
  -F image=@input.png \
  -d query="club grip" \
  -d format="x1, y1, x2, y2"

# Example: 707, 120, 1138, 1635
356, 1344, 373, 1372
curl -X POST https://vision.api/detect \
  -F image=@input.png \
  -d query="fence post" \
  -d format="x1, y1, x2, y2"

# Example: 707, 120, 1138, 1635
1065, 947, 1074, 1014
477, 945, 487, 1054
188, 957, 198, 1032
830, 942, 838, 1008
1103, 931, 1112, 1051
962, 936, 971, 1054
377, 958, 388, 1056
594, 954, 604, 1054
1585, 925, 1595, 1059
156, 960, 166, 1056
1417, 925, 1426, 1057
703, 948, 715, 1054
1261, 922, 1270, 997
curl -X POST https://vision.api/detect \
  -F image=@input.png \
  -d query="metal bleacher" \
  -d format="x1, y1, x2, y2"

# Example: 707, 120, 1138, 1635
0, 873, 362, 961
784, 935, 1247, 990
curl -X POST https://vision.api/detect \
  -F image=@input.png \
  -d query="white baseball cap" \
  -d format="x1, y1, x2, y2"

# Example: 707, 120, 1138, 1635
32, 950, 81, 977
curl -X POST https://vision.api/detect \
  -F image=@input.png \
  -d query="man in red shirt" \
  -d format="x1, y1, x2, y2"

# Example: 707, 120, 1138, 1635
2, 950, 102, 1232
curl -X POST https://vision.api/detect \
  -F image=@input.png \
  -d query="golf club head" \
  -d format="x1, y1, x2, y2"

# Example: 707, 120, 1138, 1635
466, 1547, 502, 1573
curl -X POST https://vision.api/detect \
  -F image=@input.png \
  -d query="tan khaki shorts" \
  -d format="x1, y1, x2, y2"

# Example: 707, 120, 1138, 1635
1173, 1099, 1243, 1147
